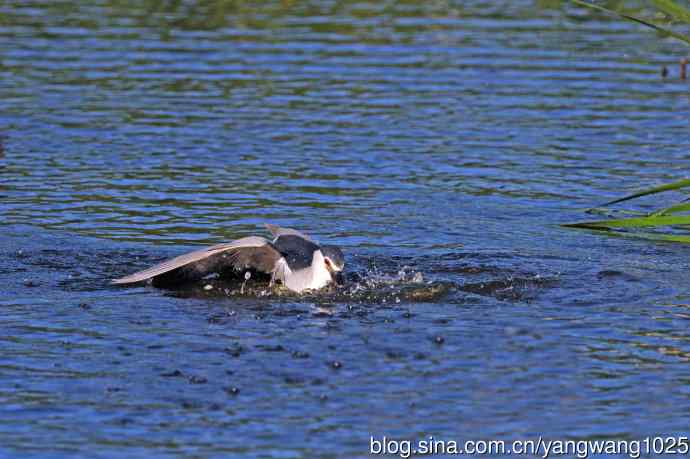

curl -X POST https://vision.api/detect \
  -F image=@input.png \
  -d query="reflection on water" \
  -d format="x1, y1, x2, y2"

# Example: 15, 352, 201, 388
2, 0, 690, 457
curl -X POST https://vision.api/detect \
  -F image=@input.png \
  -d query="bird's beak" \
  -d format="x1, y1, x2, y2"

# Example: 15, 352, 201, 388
325, 261, 344, 285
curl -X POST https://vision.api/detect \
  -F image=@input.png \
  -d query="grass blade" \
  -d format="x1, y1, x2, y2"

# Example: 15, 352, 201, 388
563, 214, 690, 229
631, 232, 690, 243
652, 0, 690, 24
600, 178, 690, 207
586, 229, 690, 244
567, 226, 690, 244
651, 199, 690, 216
585, 207, 648, 217
570, 0, 690, 45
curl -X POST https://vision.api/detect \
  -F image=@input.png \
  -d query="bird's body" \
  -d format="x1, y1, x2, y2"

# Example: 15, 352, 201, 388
112, 224, 345, 293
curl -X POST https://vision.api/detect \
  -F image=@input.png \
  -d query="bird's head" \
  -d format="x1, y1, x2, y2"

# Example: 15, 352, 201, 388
321, 245, 345, 283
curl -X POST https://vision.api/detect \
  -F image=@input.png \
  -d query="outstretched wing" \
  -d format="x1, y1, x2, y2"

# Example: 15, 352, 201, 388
112, 236, 281, 284
265, 223, 314, 242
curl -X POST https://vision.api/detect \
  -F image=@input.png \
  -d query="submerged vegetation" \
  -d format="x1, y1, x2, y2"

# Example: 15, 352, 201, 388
565, 0, 690, 243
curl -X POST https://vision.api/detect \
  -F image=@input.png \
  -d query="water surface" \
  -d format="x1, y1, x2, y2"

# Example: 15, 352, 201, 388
2, 1, 690, 458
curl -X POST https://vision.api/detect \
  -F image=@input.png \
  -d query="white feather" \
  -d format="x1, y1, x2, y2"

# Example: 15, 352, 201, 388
278, 250, 332, 293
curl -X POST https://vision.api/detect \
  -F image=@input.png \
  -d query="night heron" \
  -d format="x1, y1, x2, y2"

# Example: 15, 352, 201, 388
112, 224, 345, 293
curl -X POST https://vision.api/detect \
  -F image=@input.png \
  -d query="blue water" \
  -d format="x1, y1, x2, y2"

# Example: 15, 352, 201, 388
2, 1, 690, 457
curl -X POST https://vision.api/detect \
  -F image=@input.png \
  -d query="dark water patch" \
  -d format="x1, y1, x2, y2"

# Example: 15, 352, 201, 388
10, 246, 163, 293
460, 275, 556, 302
160, 369, 184, 378
596, 269, 640, 282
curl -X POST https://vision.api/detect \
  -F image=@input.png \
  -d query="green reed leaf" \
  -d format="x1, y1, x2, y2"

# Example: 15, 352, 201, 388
651, 199, 690, 216
564, 214, 690, 229
599, 178, 690, 207
652, 0, 690, 24
571, 0, 690, 45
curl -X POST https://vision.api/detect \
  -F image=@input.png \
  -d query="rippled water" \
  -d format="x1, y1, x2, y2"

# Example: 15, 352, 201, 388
2, 1, 690, 457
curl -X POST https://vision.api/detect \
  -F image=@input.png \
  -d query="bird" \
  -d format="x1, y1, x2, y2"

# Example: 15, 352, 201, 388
112, 224, 345, 293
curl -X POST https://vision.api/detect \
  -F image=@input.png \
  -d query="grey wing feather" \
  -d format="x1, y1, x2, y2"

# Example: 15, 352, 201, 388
223, 242, 282, 274
265, 223, 313, 242
112, 236, 279, 284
